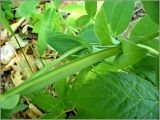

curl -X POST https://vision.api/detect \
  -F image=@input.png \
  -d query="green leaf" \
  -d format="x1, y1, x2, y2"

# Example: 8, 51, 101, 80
38, 8, 56, 55
130, 15, 158, 49
31, 93, 66, 119
46, 32, 90, 54
1, 109, 10, 119
40, 112, 66, 119
72, 62, 118, 90
1, 0, 14, 20
132, 56, 158, 86
142, 1, 159, 25
1, 103, 27, 119
1, 0, 12, 10
0, 11, 14, 35
72, 67, 94, 88
38, 26, 47, 56
32, 21, 41, 33
94, 8, 113, 45
85, 0, 97, 17
29, 91, 70, 119
94, 62, 119, 74
113, 40, 148, 69
32, 94, 63, 113
103, 0, 135, 34
76, 15, 90, 27
54, 79, 69, 97
63, 4, 86, 27
0, 94, 20, 109
15, 0, 40, 18
9, 103, 28, 114
130, 16, 158, 40
53, 0, 62, 9
102, 1, 116, 23
130, 16, 159, 51
72, 72, 159, 118
79, 25, 99, 44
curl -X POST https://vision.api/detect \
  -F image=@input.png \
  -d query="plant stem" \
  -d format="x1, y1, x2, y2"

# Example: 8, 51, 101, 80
135, 32, 159, 44
137, 44, 159, 57
2, 46, 121, 99
29, 45, 85, 79
14, 35, 34, 74
1, 31, 158, 99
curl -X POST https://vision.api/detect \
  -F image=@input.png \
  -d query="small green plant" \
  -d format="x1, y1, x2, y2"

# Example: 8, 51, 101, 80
0, 0, 159, 119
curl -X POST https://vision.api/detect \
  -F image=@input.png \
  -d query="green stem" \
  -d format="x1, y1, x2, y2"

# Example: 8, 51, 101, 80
137, 44, 159, 57
135, 32, 159, 44
14, 35, 34, 74
30, 45, 85, 79
2, 46, 121, 99
1, 31, 158, 99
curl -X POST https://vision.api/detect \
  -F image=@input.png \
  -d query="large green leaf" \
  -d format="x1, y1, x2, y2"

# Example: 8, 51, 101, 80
142, 1, 159, 25
72, 72, 159, 118
94, 8, 113, 45
113, 40, 148, 69
15, 0, 40, 18
102, 0, 135, 34
85, 0, 97, 17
